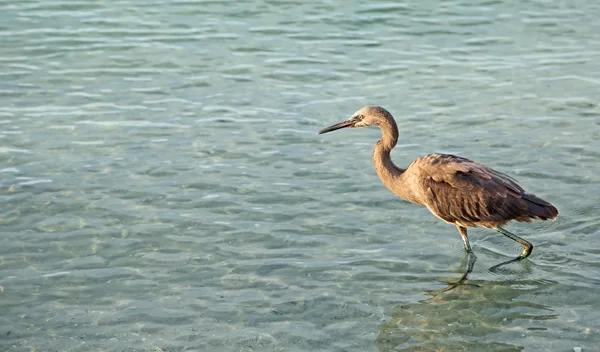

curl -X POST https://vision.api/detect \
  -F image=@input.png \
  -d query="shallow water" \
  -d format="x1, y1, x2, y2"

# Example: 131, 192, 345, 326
1, 0, 600, 351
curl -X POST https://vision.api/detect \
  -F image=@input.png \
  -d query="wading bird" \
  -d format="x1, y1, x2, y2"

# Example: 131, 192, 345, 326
318, 106, 558, 260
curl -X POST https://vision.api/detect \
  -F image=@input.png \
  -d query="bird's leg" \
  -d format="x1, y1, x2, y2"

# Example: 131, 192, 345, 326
456, 225, 471, 252
496, 227, 533, 259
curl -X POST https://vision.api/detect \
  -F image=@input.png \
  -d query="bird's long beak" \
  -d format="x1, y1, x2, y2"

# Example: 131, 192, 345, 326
318, 119, 355, 135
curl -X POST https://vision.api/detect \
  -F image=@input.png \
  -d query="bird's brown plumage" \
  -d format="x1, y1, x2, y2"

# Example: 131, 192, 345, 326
409, 153, 558, 228
319, 105, 558, 259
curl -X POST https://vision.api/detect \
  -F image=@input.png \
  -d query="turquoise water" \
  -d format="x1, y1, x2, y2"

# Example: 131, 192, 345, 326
1, 1, 599, 351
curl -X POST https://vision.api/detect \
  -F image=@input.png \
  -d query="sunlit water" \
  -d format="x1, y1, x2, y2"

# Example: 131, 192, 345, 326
1, 1, 600, 351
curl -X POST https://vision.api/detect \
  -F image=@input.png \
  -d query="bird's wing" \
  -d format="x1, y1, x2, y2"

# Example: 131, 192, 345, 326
416, 154, 528, 226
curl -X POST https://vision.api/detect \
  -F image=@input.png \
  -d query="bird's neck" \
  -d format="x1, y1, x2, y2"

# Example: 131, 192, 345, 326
372, 118, 404, 179
372, 118, 420, 203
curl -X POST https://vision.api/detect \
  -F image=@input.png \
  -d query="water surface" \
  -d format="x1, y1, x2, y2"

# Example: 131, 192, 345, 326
1, 0, 600, 351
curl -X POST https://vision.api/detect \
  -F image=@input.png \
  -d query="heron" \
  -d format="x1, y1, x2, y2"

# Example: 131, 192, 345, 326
318, 106, 558, 260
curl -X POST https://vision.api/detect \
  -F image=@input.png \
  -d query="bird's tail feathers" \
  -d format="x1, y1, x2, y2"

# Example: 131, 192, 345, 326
523, 193, 558, 220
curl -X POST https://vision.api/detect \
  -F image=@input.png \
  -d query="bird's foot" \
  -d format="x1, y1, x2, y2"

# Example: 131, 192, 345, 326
520, 245, 533, 259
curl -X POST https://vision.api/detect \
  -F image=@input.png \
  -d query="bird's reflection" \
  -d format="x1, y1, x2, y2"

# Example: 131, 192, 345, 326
429, 251, 479, 294
375, 253, 558, 351
427, 252, 537, 294
488, 255, 532, 273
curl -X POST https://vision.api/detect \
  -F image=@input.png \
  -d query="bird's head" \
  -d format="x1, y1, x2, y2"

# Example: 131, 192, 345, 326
318, 106, 392, 135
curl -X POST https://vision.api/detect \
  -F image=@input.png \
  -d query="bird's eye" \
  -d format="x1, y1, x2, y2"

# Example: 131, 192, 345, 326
357, 115, 364, 121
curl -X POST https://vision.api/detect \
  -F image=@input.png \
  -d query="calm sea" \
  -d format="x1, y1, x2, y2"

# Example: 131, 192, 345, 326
1, 1, 599, 351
